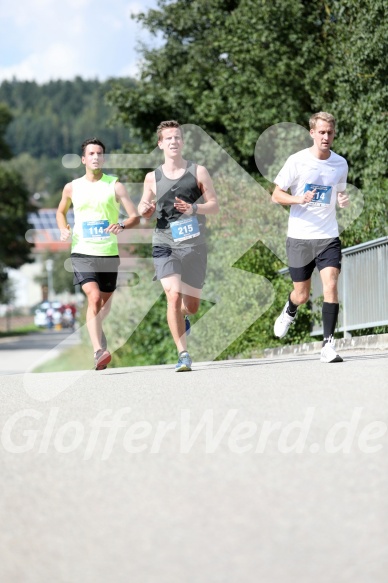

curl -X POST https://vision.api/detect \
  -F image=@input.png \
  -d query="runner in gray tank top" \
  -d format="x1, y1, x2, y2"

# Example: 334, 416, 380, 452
138, 120, 219, 372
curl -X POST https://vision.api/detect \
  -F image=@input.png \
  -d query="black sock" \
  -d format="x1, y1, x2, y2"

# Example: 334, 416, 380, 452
287, 293, 298, 316
322, 302, 339, 345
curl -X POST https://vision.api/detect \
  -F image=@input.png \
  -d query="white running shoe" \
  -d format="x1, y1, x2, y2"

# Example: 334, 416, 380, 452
320, 336, 343, 363
274, 301, 296, 338
175, 351, 192, 372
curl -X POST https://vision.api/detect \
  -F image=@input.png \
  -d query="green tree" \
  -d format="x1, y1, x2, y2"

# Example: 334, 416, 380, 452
105, 0, 388, 362
107, 0, 332, 169
314, 0, 388, 247
5, 153, 77, 207
0, 164, 34, 268
0, 103, 13, 159
0, 103, 35, 300
0, 272, 15, 305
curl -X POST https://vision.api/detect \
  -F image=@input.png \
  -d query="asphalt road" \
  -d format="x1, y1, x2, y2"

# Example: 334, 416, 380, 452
0, 348, 387, 583
0, 329, 80, 375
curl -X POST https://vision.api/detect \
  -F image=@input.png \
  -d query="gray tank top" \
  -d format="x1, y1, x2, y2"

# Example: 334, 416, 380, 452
152, 160, 206, 248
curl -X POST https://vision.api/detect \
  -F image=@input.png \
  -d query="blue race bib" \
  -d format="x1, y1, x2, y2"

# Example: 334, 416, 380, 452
82, 219, 109, 240
305, 183, 333, 206
170, 216, 200, 242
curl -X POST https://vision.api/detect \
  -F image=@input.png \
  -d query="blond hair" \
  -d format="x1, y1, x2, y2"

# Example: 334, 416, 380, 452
309, 112, 336, 130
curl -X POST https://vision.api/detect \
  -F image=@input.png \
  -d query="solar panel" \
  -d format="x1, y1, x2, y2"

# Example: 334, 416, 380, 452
27, 208, 75, 252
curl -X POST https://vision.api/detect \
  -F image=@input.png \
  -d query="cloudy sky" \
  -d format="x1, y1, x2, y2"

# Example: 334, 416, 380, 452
0, 0, 161, 84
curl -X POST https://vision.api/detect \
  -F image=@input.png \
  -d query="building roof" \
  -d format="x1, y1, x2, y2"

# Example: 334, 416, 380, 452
27, 208, 74, 253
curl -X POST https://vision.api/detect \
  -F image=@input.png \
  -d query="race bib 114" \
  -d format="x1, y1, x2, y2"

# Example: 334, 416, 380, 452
82, 219, 110, 240
305, 183, 333, 206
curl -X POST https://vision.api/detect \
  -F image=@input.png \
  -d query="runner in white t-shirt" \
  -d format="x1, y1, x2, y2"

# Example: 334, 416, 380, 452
272, 112, 349, 363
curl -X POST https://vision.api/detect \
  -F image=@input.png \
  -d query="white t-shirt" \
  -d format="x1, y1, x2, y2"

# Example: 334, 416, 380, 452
274, 148, 348, 239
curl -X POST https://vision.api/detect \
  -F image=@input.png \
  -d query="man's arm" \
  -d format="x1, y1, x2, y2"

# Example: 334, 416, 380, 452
196, 165, 219, 214
174, 165, 219, 216
106, 181, 141, 234
271, 184, 315, 206
138, 172, 157, 219
56, 183, 73, 241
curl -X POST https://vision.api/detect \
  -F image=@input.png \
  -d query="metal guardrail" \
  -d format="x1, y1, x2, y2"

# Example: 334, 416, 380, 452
310, 237, 388, 337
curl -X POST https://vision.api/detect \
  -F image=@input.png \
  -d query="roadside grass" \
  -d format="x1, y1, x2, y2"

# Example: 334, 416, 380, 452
0, 324, 41, 338
33, 344, 93, 373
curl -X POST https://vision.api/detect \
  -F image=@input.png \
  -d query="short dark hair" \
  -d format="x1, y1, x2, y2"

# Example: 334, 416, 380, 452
156, 120, 182, 141
81, 138, 106, 156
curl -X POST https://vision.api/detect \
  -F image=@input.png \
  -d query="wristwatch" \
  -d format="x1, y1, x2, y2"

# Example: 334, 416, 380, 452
118, 221, 125, 230
191, 203, 198, 215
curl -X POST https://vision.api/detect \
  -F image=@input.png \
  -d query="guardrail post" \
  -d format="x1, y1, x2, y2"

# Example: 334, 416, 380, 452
342, 254, 347, 338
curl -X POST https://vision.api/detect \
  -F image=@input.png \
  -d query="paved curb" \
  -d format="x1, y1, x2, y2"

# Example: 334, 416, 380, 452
262, 333, 388, 359
0, 336, 20, 345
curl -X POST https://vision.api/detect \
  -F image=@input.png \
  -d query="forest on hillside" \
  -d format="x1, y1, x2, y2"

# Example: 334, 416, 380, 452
0, 77, 135, 206
0, 77, 135, 157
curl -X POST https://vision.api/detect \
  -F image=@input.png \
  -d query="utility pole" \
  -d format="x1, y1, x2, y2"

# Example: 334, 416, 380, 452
45, 259, 54, 302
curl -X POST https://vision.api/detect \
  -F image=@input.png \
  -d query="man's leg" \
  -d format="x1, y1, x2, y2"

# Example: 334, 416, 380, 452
289, 279, 312, 309
98, 291, 115, 350
82, 281, 114, 352
181, 281, 201, 314
181, 283, 202, 337
160, 274, 187, 354
319, 266, 343, 362
275, 238, 315, 338
320, 266, 340, 341
274, 279, 311, 338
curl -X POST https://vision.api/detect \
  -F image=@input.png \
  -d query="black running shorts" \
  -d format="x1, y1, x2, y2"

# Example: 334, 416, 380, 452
286, 237, 342, 282
152, 244, 207, 289
71, 253, 120, 292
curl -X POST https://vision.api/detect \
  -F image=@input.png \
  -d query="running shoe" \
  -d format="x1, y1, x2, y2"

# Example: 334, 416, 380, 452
175, 351, 192, 372
320, 336, 343, 363
274, 301, 297, 338
185, 315, 191, 336
94, 349, 111, 370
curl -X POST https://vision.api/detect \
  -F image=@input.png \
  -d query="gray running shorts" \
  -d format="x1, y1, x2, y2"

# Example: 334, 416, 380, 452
152, 244, 207, 289
286, 237, 342, 282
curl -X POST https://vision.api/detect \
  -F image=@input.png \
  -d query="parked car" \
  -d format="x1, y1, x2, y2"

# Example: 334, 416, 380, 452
33, 301, 64, 328
34, 308, 48, 327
